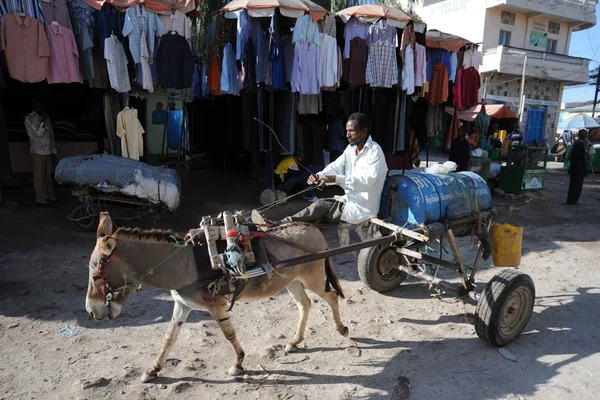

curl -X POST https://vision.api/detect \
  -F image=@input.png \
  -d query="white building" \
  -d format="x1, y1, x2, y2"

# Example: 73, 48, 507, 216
392, 0, 596, 142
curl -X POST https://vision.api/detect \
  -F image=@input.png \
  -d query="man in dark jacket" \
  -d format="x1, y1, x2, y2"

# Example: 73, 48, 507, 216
567, 129, 589, 205
449, 128, 471, 172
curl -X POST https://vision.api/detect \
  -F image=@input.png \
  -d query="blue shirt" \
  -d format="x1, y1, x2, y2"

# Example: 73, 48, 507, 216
122, 5, 163, 64
221, 43, 238, 95
292, 14, 320, 47
0, 0, 44, 21
427, 48, 451, 82
96, 4, 124, 51
270, 39, 286, 90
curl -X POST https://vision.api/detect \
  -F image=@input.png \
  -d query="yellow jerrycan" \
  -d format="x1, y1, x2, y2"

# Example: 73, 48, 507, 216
491, 223, 523, 267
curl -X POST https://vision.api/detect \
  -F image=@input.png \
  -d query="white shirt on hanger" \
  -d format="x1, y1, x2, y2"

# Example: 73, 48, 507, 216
463, 48, 483, 70
104, 35, 131, 93
402, 45, 415, 95
319, 33, 338, 88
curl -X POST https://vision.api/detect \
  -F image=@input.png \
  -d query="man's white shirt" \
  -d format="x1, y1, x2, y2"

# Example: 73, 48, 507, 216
318, 136, 388, 223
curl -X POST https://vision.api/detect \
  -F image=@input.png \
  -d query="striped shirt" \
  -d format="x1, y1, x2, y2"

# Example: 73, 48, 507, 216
122, 5, 163, 64
0, 0, 44, 22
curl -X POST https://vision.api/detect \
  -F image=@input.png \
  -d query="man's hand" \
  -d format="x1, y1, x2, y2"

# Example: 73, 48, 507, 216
317, 175, 336, 187
307, 174, 320, 185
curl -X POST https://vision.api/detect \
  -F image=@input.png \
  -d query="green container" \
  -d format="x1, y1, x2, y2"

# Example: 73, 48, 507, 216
489, 148, 500, 161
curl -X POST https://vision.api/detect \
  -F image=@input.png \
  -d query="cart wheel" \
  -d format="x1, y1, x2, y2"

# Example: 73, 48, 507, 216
70, 206, 98, 233
358, 245, 407, 293
474, 269, 535, 347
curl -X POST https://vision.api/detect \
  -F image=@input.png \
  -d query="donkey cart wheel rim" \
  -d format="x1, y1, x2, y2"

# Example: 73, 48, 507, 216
376, 248, 402, 281
499, 287, 533, 338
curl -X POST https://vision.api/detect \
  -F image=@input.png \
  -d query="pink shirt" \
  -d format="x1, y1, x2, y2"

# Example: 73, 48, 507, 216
0, 14, 50, 83
47, 23, 82, 84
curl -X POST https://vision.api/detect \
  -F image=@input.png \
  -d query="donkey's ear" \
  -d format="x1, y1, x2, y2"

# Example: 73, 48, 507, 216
98, 236, 117, 257
97, 212, 113, 238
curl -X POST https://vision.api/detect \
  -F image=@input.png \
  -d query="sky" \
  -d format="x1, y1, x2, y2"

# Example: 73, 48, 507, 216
562, 3, 600, 104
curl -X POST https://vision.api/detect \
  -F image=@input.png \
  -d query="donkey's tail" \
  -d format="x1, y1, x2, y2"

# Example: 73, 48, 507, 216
324, 258, 345, 299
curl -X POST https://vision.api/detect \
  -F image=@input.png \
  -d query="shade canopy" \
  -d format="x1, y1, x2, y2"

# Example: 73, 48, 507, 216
560, 114, 600, 130
445, 105, 518, 122
426, 29, 472, 52
336, 5, 425, 32
218, 0, 328, 21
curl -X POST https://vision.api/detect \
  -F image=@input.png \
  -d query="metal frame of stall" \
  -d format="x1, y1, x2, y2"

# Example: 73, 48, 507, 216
498, 145, 548, 194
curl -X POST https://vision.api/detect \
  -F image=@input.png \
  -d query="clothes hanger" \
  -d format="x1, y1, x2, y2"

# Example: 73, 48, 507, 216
51, 20, 59, 26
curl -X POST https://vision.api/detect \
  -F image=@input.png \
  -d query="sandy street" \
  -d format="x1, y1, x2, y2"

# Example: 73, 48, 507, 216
1, 162, 599, 400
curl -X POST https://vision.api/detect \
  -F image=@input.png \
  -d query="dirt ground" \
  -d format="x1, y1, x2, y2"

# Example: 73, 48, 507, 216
1, 159, 600, 400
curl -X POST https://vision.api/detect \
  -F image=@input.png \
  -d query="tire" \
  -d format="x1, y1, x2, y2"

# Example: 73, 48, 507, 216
474, 269, 535, 347
70, 206, 98, 233
358, 245, 407, 293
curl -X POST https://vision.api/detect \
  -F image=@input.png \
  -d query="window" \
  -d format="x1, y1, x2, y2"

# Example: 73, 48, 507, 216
548, 21, 560, 35
499, 30, 511, 46
546, 39, 558, 53
501, 10, 516, 26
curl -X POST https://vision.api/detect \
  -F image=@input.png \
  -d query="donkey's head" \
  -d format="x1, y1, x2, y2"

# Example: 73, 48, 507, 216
86, 212, 130, 320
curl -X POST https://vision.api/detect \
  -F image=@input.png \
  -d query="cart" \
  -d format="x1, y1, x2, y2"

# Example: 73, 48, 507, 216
68, 187, 169, 232
498, 145, 548, 194
229, 172, 535, 347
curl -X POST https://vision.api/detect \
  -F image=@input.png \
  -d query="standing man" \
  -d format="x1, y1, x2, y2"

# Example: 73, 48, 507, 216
567, 129, 589, 205
24, 100, 56, 205
254, 113, 388, 226
508, 125, 523, 146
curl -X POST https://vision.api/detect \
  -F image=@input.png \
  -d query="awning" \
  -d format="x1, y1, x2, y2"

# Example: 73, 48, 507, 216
444, 105, 518, 122
426, 29, 472, 52
335, 5, 426, 33
218, 0, 328, 21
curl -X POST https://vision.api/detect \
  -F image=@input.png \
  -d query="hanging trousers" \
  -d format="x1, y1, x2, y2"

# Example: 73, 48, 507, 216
567, 173, 585, 205
32, 154, 55, 204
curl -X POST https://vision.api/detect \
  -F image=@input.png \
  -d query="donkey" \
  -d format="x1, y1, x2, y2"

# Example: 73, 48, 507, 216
86, 212, 348, 382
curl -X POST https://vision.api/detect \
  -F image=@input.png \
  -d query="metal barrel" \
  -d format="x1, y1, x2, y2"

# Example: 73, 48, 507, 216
379, 171, 492, 227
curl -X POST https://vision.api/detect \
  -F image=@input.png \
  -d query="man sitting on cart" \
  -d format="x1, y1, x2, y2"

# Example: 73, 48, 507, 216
253, 113, 388, 228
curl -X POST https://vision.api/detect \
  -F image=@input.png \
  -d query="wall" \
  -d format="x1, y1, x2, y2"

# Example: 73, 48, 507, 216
524, 16, 568, 54
483, 7, 529, 50
482, 72, 562, 140
390, 0, 487, 43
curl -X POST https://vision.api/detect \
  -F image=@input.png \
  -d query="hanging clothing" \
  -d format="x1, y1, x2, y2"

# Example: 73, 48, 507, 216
140, 30, 154, 92
0, 103, 11, 184
116, 107, 145, 161
426, 104, 443, 137
449, 51, 458, 82
463, 48, 483, 70
367, 19, 397, 47
42, 0, 73, 31
270, 39, 287, 90
366, 41, 398, 89
0, 14, 50, 83
426, 62, 448, 105
68, 0, 95, 81
0, 0, 44, 21
347, 37, 368, 87
318, 14, 336, 38
291, 42, 319, 95
214, 13, 236, 63
283, 34, 294, 82
292, 14, 320, 47
157, 31, 194, 89
207, 44, 221, 95
298, 93, 322, 115
167, 110, 184, 150
461, 67, 480, 109
401, 45, 415, 94
242, 39, 257, 92
319, 33, 338, 88
159, 10, 191, 44
122, 5, 163, 64
47, 23, 82, 84
221, 42, 238, 95
104, 34, 131, 93
415, 43, 426, 87
343, 17, 369, 59
426, 48, 451, 82
95, 4, 124, 51
452, 68, 463, 109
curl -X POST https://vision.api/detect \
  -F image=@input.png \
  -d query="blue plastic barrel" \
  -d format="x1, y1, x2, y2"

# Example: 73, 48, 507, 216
378, 171, 492, 226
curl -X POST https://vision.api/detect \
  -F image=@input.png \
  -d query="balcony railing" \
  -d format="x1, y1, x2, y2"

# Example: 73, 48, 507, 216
484, 46, 588, 66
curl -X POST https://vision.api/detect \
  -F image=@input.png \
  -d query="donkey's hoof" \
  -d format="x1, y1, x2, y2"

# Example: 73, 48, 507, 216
338, 326, 349, 337
228, 366, 244, 376
285, 344, 298, 353
141, 371, 158, 383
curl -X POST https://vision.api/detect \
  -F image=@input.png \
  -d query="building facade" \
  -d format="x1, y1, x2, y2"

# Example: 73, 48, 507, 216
390, 0, 596, 142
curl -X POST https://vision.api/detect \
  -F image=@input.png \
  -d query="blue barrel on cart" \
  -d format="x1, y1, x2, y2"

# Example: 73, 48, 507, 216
378, 171, 492, 226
